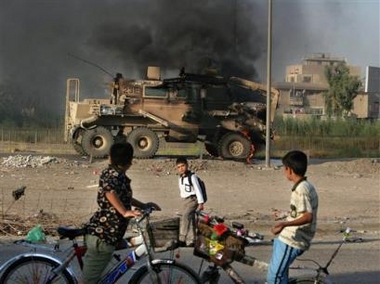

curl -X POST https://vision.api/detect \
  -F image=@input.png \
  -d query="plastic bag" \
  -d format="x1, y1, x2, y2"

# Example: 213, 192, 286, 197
25, 224, 46, 243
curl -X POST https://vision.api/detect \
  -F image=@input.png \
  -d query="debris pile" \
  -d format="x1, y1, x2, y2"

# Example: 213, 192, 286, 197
1, 212, 59, 237
1, 155, 58, 168
326, 158, 380, 175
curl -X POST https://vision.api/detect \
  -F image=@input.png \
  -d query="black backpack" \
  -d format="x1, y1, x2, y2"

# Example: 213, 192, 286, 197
188, 172, 207, 203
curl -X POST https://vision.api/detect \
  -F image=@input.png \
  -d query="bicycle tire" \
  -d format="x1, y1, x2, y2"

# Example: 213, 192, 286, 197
0, 255, 75, 284
128, 260, 201, 284
290, 277, 327, 284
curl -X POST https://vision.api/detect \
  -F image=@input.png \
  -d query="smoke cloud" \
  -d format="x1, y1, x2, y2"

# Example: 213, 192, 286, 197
0, 0, 378, 121
0, 0, 266, 118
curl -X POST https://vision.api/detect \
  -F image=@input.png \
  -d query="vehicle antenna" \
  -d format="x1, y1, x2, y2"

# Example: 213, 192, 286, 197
68, 53, 114, 78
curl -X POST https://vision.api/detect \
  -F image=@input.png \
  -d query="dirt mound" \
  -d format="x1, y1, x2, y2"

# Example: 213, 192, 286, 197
324, 158, 380, 176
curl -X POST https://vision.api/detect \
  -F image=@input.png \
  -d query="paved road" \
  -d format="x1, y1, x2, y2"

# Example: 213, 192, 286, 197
1, 232, 379, 283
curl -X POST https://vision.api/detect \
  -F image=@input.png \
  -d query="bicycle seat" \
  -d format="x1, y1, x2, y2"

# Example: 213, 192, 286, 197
57, 226, 87, 240
232, 222, 244, 230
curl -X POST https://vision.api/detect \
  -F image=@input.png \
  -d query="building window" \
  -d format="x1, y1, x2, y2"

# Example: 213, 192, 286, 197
144, 86, 167, 98
302, 76, 312, 83
370, 102, 379, 116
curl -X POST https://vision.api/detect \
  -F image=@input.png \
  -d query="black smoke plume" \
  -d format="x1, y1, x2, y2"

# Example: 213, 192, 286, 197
0, 0, 266, 123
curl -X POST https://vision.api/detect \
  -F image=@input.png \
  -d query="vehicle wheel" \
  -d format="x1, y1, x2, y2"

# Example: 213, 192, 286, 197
204, 132, 222, 157
129, 261, 201, 284
126, 127, 159, 159
0, 255, 75, 284
72, 140, 86, 156
81, 126, 114, 158
218, 132, 251, 160
70, 128, 87, 156
205, 143, 219, 157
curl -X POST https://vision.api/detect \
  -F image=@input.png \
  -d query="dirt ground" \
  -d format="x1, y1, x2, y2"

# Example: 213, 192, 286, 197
0, 154, 379, 240
0, 154, 379, 283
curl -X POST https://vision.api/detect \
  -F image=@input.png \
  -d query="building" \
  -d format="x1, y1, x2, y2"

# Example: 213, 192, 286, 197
284, 53, 361, 85
273, 53, 379, 119
355, 66, 380, 119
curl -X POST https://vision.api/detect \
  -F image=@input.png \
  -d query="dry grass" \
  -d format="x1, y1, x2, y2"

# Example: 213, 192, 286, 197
0, 142, 75, 155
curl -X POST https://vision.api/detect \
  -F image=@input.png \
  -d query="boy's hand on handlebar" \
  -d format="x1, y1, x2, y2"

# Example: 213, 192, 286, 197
197, 203, 204, 211
144, 202, 161, 211
124, 209, 142, 218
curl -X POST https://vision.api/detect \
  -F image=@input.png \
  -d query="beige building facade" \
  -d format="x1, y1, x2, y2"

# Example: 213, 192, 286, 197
274, 53, 379, 119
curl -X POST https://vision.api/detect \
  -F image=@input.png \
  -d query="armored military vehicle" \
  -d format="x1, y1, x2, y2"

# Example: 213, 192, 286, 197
64, 67, 279, 161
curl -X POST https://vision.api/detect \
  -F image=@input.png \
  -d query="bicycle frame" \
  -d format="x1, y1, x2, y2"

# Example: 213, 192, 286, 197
195, 211, 350, 284
98, 246, 144, 284
195, 211, 268, 284
289, 233, 348, 283
98, 212, 154, 284
198, 239, 347, 284
0, 207, 183, 284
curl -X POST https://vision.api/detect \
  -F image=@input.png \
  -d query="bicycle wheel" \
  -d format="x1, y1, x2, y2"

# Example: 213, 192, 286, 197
129, 260, 201, 284
0, 255, 75, 284
290, 277, 327, 284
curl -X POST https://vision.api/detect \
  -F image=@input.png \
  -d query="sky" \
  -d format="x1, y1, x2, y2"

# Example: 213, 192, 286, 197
0, 0, 379, 114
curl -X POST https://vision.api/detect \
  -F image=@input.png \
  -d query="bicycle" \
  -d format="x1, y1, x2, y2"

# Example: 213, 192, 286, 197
287, 228, 359, 284
193, 211, 352, 284
0, 206, 201, 284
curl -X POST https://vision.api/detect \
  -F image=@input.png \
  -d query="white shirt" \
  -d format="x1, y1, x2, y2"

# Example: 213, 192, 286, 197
178, 173, 205, 204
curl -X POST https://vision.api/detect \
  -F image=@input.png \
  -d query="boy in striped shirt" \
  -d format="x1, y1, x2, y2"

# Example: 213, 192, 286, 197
267, 150, 318, 284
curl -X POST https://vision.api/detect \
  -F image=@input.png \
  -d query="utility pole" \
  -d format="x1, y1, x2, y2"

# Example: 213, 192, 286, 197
233, 0, 238, 51
265, 0, 273, 168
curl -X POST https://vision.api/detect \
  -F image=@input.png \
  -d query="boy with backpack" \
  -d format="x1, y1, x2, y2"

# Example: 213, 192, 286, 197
176, 157, 207, 247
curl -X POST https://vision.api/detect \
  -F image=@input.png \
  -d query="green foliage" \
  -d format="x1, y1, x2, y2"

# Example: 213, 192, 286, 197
0, 82, 62, 128
0, 82, 24, 126
323, 62, 362, 117
272, 116, 380, 158
0, 116, 379, 159
274, 116, 380, 137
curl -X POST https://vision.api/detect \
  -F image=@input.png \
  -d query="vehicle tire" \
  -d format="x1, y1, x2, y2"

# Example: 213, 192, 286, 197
204, 132, 222, 157
218, 132, 251, 160
205, 143, 219, 157
81, 126, 114, 158
126, 127, 159, 159
0, 255, 75, 284
128, 261, 201, 284
72, 140, 87, 156
71, 128, 87, 156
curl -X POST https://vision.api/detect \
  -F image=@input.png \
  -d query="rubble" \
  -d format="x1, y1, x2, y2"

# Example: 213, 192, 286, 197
0, 212, 74, 237
1, 155, 58, 168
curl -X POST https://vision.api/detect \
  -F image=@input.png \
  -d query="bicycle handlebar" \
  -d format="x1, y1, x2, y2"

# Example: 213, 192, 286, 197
134, 206, 161, 224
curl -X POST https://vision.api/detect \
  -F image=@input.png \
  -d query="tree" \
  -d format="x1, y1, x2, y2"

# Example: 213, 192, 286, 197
323, 62, 362, 117
0, 82, 24, 126
0, 82, 60, 127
